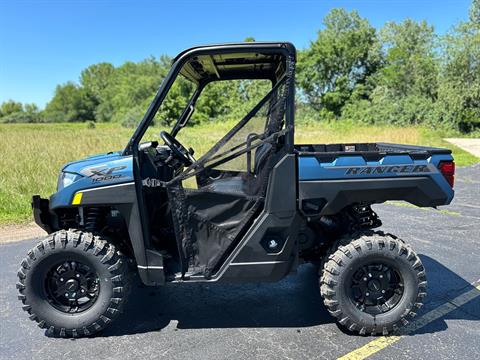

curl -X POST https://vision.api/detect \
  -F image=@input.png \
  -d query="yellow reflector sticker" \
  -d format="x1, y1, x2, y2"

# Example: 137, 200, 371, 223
72, 192, 83, 205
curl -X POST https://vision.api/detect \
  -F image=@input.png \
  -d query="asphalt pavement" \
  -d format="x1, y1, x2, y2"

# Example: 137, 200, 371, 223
1, 165, 479, 360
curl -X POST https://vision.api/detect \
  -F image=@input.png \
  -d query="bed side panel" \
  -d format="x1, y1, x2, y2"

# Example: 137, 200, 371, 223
297, 153, 454, 215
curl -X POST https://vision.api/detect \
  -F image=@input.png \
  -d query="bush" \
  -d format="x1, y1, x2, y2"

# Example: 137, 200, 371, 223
42, 111, 65, 123
0, 111, 44, 123
120, 107, 144, 128
342, 86, 437, 126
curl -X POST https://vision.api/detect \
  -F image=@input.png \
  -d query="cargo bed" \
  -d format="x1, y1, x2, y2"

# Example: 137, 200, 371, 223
295, 142, 454, 216
295, 142, 451, 161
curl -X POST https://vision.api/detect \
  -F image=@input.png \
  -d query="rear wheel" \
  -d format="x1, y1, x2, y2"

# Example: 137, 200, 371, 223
320, 231, 426, 335
17, 229, 131, 337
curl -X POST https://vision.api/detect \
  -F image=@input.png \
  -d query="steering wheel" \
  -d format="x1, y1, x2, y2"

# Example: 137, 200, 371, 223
160, 131, 195, 166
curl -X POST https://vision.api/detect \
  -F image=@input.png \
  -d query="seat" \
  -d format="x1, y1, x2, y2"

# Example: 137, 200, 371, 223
203, 142, 273, 194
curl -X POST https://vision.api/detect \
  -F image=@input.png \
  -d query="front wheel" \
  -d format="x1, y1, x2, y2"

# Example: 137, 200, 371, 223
17, 229, 131, 337
320, 231, 426, 335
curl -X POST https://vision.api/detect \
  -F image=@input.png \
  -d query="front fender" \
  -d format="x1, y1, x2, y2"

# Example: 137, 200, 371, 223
43, 182, 163, 285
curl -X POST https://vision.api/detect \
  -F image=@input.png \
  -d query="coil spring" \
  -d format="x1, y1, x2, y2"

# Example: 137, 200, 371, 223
85, 207, 101, 232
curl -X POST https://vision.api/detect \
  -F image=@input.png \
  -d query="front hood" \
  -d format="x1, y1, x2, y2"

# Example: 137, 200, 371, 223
62, 151, 123, 174
50, 151, 134, 209
60, 151, 133, 190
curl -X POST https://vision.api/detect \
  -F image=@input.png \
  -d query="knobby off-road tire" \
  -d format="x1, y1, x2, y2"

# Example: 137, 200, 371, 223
320, 230, 427, 336
17, 229, 131, 337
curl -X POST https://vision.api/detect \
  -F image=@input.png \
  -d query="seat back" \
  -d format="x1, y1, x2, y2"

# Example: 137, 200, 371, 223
254, 142, 273, 174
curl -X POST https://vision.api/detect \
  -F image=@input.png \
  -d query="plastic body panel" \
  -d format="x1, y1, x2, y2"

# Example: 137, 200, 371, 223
50, 152, 133, 209
174, 154, 299, 283
297, 144, 454, 215
35, 151, 161, 284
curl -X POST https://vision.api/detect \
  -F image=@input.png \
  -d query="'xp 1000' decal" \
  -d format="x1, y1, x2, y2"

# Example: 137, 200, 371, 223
344, 164, 433, 176
81, 165, 127, 183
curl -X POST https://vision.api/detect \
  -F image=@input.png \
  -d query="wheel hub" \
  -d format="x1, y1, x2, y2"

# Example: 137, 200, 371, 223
65, 279, 79, 292
367, 279, 381, 292
350, 263, 404, 315
45, 260, 100, 313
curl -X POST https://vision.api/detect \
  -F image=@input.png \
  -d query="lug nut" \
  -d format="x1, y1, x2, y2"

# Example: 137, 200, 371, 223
65, 293, 68, 297
76, 274, 80, 278
366, 292, 370, 296
363, 277, 367, 281
368, 273, 372, 278
60, 278, 64, 282
379, 275, 383, 279
382, 290, 385, 294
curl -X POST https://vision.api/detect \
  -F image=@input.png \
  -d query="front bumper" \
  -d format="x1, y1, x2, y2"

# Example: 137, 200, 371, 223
32, 195, 55, 233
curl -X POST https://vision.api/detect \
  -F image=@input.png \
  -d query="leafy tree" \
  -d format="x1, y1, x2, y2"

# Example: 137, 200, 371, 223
435, 2, 480, 132
297, 9, 382, 116
80, 63, 115, 99
191, 79, 270, 123
343, 19, 440, 126
80, 62, 115, 120
156, 76, 194, 126
100, 56, 171, 123
377, 19, 438, 100
0, 100, 23, 117
44, 82, 95, 122
24, 103, 39, 114
470, 0, 480, 25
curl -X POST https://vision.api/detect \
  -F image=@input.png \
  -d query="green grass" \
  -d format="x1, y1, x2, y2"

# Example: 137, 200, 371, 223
385, 201, 461, 217
0, 121, 478, 225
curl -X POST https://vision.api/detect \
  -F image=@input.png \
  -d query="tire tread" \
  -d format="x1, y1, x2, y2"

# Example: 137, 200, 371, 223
319, 230, 426, 336
17, 229, 131, 338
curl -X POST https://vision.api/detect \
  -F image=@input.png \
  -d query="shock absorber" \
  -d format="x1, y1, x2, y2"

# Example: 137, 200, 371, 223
85, 207, 102, 232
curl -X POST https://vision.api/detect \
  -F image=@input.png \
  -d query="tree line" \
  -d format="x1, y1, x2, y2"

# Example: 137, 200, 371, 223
1, 1, 479, 133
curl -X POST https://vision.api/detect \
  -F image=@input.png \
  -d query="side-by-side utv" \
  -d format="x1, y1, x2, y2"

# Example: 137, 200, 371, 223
17, 42, 456, 337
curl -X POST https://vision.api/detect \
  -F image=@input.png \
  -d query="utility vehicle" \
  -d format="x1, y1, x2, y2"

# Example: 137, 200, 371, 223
18, 42, 455, 337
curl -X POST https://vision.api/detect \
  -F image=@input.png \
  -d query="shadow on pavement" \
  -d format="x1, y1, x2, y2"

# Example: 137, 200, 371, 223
98, 263, 330, 337
405, 255, 480, 336
92, 255, 479, 338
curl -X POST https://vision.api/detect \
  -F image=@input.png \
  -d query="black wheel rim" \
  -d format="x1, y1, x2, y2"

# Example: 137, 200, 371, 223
349, 262, 404, 315
45, 260, 100, 313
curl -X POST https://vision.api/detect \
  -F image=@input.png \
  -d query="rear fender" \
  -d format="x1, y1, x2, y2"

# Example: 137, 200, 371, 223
298, 153, 455, 216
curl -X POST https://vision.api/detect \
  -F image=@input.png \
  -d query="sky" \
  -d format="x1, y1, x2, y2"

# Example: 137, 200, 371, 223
0, 0, 473, 108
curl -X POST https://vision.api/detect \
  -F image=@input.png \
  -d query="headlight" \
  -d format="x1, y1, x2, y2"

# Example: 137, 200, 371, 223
57, 172, 82, 190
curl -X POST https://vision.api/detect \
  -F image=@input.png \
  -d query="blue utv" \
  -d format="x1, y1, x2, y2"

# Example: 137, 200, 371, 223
17, 42, 456, 337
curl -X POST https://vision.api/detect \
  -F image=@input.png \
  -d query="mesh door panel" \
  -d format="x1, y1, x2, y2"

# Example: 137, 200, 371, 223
166, 57, 294, 277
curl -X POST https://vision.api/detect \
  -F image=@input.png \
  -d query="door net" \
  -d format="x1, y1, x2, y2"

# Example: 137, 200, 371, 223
166, 63, 294, 277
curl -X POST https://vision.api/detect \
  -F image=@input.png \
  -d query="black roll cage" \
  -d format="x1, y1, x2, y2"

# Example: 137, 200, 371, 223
122, 43, 296, 282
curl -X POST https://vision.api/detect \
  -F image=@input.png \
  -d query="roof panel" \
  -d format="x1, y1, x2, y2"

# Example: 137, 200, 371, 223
179, 50, 284, 83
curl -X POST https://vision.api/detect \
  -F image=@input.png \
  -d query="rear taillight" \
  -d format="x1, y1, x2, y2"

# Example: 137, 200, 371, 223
438, 161, 455, 188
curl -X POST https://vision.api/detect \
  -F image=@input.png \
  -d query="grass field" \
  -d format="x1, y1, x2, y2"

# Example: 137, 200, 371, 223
0, 122, 478, 225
